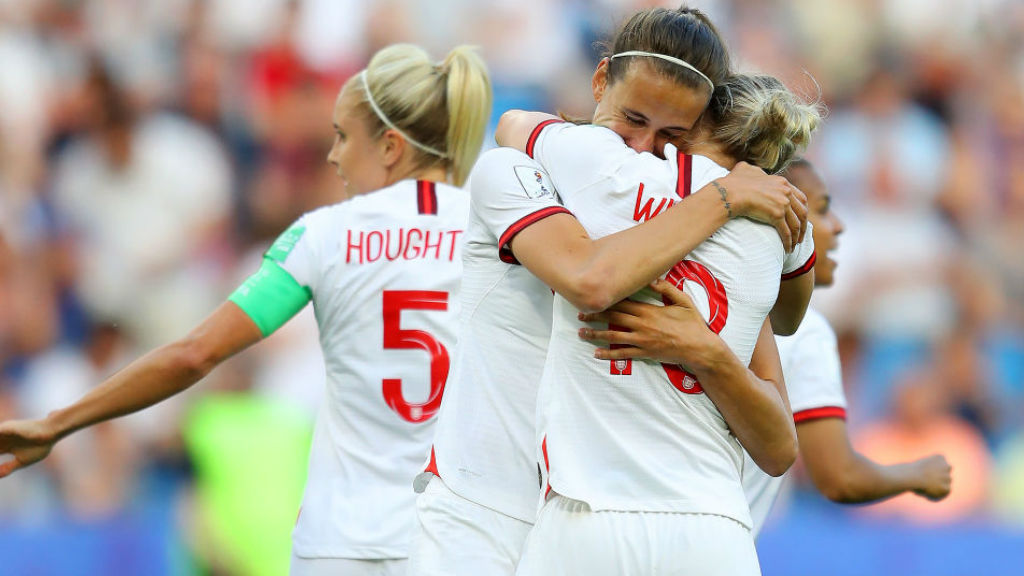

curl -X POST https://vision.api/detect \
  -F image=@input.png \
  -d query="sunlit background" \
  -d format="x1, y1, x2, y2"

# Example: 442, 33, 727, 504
0, 0, 1022, 574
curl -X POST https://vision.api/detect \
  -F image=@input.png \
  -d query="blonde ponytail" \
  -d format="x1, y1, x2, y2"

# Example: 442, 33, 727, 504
442, 46, 492, 187
354, 44, 491, 187
705, 74, 823, 174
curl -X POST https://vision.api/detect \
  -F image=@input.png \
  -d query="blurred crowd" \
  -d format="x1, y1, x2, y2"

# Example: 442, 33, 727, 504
0, 0, 1022, 572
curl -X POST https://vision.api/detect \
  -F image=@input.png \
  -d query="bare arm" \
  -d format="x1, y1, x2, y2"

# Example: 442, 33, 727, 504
770, 270, 815, 336
511, 196, 726, 313
494, 110, 559, 152
0, 302, 262, 477
509, 162, 808, 313
578, 280, 798, 476
497, 109, 809, 260
797, 417, 952, 504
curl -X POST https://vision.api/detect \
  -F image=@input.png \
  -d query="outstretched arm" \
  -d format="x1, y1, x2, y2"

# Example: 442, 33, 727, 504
796, 417, 952, 503
578, 280, 798, 476
0, 302, 262, 478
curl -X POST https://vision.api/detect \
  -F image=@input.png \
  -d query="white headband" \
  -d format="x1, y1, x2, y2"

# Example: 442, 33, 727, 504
359, 70, 447, 158
610, 51, 715, 91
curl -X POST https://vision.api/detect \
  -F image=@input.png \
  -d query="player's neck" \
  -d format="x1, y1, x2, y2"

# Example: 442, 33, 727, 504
687, 141, 736, 171
385, 163, 449, 187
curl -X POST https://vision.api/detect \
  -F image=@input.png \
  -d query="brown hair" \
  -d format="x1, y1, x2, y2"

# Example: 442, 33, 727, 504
600, 6, 731, 95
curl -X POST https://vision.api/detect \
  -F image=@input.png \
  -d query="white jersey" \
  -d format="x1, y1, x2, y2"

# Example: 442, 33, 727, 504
273, 179, 468, 559
425, 145, 571, 523
743, 307, 848, 537
530, 122, 816, 527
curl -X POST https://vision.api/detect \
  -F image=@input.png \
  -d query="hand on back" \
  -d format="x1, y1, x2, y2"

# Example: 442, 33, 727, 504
719, 161, 808, 252
577, 279, 718, 368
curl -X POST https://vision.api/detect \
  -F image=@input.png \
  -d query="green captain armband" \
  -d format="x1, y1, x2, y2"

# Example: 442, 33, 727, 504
228, 258, 312, 337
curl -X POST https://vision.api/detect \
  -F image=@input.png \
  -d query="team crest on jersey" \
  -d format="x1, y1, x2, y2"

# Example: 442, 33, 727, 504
610, 358, 632, 375
513, 165, 556, 200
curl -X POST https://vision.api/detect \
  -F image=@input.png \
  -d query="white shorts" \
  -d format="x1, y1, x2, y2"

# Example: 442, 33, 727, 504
289, 554, 407, 576
515, 494, 761, 576
408, 475, 534, 576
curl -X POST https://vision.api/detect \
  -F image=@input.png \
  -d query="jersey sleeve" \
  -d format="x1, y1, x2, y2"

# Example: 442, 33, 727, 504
776, 312, 848, 422
228, 257, 312, 337
529, 122, 635, 202
469, 147, 572, 264
781, 220, 816, 279
264, 215, 320, 286
687, 154, 731, 193
228, 214, 320, 336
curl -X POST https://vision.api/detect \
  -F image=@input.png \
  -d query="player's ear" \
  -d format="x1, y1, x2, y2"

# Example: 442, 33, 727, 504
592, 58, 610, 103
379, 128, 406, 168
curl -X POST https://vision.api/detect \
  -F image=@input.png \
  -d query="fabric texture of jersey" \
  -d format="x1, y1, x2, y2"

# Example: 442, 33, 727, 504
515, 496, 761, 576
743, 307, 848, 537
425, 147, 571, 523
261, 179, 468, 559
529, 122, 815, 527
290, 555, 408, 576
408, 476, 533, 576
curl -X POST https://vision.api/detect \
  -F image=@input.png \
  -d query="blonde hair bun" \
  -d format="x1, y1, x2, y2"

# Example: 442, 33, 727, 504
709, 74, 824, 174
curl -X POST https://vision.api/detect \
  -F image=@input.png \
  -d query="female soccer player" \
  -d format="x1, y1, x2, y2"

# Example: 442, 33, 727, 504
588, 158, 953, 540
409, 7, 809, 576
740, 159, 952, 537
0, 43, 491, 576
505, 72, 821, 575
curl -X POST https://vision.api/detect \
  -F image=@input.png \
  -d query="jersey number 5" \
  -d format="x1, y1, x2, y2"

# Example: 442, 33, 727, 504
382, 290, 450, 423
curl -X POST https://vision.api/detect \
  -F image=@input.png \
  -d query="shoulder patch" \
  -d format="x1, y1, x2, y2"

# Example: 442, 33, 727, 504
513, 165, 557, 200
265, 224, 306, 263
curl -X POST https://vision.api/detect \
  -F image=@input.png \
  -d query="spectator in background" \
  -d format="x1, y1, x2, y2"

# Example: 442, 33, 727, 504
936, 332, 1003, 447
813, 57, 956, 342
0, 5, 54, 249
943, 55, 1024, 327
0, 227, 60, 371
854, 367, 993, 524
50, 62, 233, 352
242, 2, 342, 242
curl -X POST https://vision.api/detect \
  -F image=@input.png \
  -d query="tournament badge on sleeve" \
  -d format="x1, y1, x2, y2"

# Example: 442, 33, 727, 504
513, 165, 557, 200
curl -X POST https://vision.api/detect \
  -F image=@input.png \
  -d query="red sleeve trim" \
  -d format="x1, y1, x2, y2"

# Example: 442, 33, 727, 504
417, 180, 438, 215
676, 151, 693, 199
793, 406, 847, 423
497, 206, 573, 264
525, 119, 566, 159
782, 252, 817, 280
